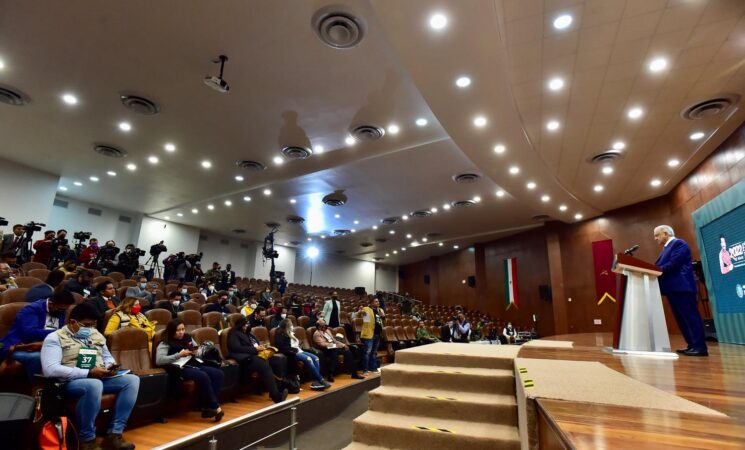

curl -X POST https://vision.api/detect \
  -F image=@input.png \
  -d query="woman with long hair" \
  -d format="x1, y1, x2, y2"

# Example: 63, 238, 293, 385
104, 297, 156, 351
155, 318, 225, 421
274, 319, 328, 391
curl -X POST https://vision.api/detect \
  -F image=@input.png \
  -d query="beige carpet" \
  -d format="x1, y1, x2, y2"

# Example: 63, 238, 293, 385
344, 343, 521, 450
522, 339, 573, 349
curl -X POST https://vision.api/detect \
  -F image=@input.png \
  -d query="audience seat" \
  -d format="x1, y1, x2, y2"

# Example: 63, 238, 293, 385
151, 329, 198, 412
0, 288, 30, 305
27, 269, 51, 281
286, 314, 297, 327
190, 327, 239, 398
178, 310, 201, 333
102, 309, 115, 331
403, 326, 417, 343
0, 302, 27, 339
92, 276, 115, 288
180, 301, 201, 311
251, 326, 271, 347
145, 308, 172, 332
306, 327, 317, 346
382, 326, 402, 353
293, 327, 312, 351
226, 313, 243, 328
71, 292, 85, 304
224, 304, 237, 314
13, 277, 43, 289
262, 316, 273, 329
116, 286, 130, 300
119, 279, 136, 288
190, 293, 206, 304
151, 278, 165, 290
21, 262, 47, 274
186, 286, 198, 294
201, 311, 224, 329
107, 272, 125, 283
297, 316, 310, 328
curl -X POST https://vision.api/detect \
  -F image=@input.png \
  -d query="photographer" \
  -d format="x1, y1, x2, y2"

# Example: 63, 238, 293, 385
117, 244, 143, 278
170, 252, 191, 281
32, 230, 56, 266
93, 240, 120, 275
78, 237, 99, 268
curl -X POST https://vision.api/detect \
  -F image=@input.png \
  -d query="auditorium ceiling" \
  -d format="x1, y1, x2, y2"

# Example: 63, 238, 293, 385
1, 0, 744, 265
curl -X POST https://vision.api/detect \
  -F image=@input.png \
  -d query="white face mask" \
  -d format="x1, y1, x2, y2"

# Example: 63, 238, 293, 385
250, 304, 257, 309
172, 301, 180, 307
208, 286, 214, 291
281, 313, 287, 319
181, 288, 187, 294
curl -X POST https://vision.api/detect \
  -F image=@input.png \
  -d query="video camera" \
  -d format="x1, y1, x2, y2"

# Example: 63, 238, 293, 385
133, 248, 146, 257
73, 231, 92, 241
98, 242, 120, 260
0, 217, 8, 227
23, 221, 44, 232
150, 241, 167, 257
185, 252, 202, 264
52, 237, 68, 247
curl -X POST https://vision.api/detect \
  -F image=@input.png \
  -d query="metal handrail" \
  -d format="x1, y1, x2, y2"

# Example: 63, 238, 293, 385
151, 396, 301, 450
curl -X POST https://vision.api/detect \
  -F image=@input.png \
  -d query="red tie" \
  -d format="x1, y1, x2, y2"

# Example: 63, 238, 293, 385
12, 237, 19, 249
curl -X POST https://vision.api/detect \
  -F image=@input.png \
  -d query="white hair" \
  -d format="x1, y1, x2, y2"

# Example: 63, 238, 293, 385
654, 225, 675, 236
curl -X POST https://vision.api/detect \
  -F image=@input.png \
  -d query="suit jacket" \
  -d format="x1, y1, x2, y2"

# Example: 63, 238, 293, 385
655, 238, 697, 295
0, 299, 66, 358
1, 234, 20, 254
227, 328, 260, 363
86, 295, 121, 329
312, 329, 345, 350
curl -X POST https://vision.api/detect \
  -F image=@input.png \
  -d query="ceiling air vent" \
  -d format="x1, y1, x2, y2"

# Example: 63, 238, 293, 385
53, 199, 69, 208
118, 215, 132, 223
381, 217, 398, 225
374, 238, 388, 243
313, 10, 365, 49
120, 94, 159, 115
236, 160, 266, 171
232, 229, 246, 234
287, 215, 305, 224
452, 200, 476, 208
0, 85, 29, 106
265, 222, 281, 229
351, 125, 385, 141
374, 257, 384, 261
426, 232, 442, 238
93, 144, 128, 158
453, 173, 481, 184
322, 190, 347, 206
281, 146, 312, 160
410, 210, 433, 218
333, 229, 351, 236
87, 208, 102, 217
681, 95, 739, 120
360, 242, 373, 247
532, 214, 551, 221
588, 149, 623, 165
290, 241, 301, 246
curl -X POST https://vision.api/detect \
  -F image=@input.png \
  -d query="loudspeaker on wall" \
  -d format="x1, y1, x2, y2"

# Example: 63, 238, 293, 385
539, 284, 552, 301
467, 276, 476, 287
424, 274, 430, 285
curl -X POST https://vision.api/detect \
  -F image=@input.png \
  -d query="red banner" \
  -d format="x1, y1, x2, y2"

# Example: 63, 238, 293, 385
591, 239, 618, 306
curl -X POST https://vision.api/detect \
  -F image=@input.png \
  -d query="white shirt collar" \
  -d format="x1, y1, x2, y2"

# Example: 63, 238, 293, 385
664, 236, 676, 247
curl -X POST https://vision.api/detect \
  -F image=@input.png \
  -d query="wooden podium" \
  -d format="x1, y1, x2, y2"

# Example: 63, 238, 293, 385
608, 253, 678, 358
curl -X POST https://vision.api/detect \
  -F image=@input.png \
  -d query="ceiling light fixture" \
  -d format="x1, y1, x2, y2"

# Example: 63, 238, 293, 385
387, 124, 400, 135
548, 77, 565, 91
313, 145, 324, 154
148, 156, 159, 164
443, 204, 451, 210
546, 120, 560, 131
59, 186, 68, 191
429, 12, 448, 30
438, 242, 444, 247
290, 199, 296, 204
455, 76, 471, 88
473, 196, 481, 203
430, 207, 438, 213
453, 245, 460, 249
61, 93, 78, 105
509, 166, 520, 175
689, 131, 705, 140
406, 234, 412, 239
648, 57, 668, 73
106, 171, 116, 177
73, 181, 83, 186
526, 182, 536, 190
541, 195, 550, 202
224, 200, 232, 206
401, 215, 409, 221
496, 190, 505, 197
493, 144, 506, 154
164, 143, 176, 152
243, 196, 252, 202
574, 213, 583, 220
351, 229, 356, 233
602, 166, 614, 175
553, 14, 573, 30
415, 118, 428, 127
0, 58, 5, 70
627, 107, 643, 120
118, 121, 132, 132
164, 216, 170, 220
389, 230, 395, 235
334, 214, 340, 219
191, 208, 198, 214
667, 159, 680, 167
373, 225, 378, 230
126, 163, 136, 171
177, 213, 183, 217
422, 237, 428, 242
593, 184, 604, 192
385, 253, 390, 257
559, 204, 567, 211
263, 189, 271, 196
235, 175, 244, 182
473, 116, 487, 127
89, 176, 99, 182
345, 136, 356, 146
612, 141, 626, 150
353, 220, 359, 224
201, 160, 212, 169
207, 204, 215, 210
650, 179, 662, 187
273, 156, 284, 165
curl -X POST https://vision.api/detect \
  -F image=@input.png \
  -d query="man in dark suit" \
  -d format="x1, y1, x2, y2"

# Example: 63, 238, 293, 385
654, 225, 707, 356
1, 224, 24, 254
86, 280, 120, 330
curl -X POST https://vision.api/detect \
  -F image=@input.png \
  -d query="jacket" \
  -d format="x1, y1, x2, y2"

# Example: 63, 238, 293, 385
104, 311, 156, 350
0, 299, 66, 358
312, 328, 345, 350
227, 328, 260, 363
86, 296, 120, 330
655, 238, 697, 294
275, 331, 299, 364
321, 299, 341, 326
360, 306, 376, 340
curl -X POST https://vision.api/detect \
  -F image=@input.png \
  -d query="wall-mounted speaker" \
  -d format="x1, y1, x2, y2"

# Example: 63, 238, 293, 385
467, 276, 476, 287
424, 275, 430, 285
539, 284, 552, 301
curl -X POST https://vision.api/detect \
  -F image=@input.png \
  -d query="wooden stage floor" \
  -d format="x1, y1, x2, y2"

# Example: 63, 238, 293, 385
518, 333, 745, 449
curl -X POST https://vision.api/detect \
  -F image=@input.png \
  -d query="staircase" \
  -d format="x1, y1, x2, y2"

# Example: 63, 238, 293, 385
344, 343, 521, 450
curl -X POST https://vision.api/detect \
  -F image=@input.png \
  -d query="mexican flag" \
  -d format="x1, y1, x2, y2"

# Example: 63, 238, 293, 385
504, 257, 519, 310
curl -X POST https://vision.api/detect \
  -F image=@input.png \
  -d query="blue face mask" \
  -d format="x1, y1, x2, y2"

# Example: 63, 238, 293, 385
74, 325, 93, 339
139, 283, 146, 289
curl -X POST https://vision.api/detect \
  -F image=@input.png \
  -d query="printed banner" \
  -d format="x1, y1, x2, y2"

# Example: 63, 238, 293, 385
504, 257, 519, 310
591, 239, 618, 306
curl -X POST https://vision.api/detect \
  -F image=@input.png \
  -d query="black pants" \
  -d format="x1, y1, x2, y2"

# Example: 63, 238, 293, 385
320, 347, 357, 375
239, 357, 283, 400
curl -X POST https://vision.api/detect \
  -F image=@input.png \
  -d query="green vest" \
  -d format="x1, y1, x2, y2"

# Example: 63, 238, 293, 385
56, 327, 107, 369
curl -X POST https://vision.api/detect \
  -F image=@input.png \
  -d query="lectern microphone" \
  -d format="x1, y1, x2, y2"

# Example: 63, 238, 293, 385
623, 244, 640, 256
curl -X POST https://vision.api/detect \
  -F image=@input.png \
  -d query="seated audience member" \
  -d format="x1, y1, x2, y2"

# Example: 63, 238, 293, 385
26, 281, 54, 303
125, 275, 154, 303
1, 250, 20, 273
45, 269, 66, 288
0, 259, 18, 292
203, 291, 231, 315
176, 282, 190, 302
308, 309, 324, 328
322, 293, 342, 328
416, 320, 439, 345
59, 257, 79, 276
451, 313, 471, 343
104, 297, 156, 350
487, 325, 499, 344
240, 299, 257, 317
227, 316, 288, 403
200, 281, 217, 297
439, 319, 453, 342
259, 287, 273, 307
275, 319, 329, 391
87, 281, 121, 330
65, 269, 94, 297
0, 290, 74, 378
248, 306, 267, 328
32, 230, 56, 266
313, 319, 363, 380
162, 291, 183, 318
503, 322, 516, 344
269, 306, 287, 329
41, 302, 139, 450
156, 319, 225, 422
77, 238, 99, 268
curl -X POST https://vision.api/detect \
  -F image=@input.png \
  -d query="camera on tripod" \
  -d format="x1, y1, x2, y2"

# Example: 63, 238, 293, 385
98, 242, 120, 260
133, 248, 146, 257
0, 217, 8, 227
73, 231, 92, 241
52, 237, 68, 247
150, 241, 167, 258
23, 222, 43, 232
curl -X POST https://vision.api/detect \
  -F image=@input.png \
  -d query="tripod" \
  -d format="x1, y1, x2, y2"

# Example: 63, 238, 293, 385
145, 255, 162, 280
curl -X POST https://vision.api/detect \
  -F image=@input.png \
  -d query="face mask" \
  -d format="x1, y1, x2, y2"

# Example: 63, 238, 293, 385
250, 304, 257, 310
281, 313, 287, 319
131, 305, 141, 315
172, 301, 180, 307
229, 290, 235, 295
90, 243, 98, 249
181, 288, 187, 294
208, 286, 214, 291
220, 298, 228, 304
74, 325, 93, 339
139, 283, 146, 289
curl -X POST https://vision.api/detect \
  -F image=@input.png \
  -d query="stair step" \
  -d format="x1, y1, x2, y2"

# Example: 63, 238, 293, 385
368, 385, 517, 426
395, 342, 517, 370
341, 443, 398, 450
352, 410, 520, 450
382, 363, 515, 394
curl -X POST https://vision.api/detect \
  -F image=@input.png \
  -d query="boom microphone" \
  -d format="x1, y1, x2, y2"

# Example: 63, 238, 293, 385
624, 244, 640, 255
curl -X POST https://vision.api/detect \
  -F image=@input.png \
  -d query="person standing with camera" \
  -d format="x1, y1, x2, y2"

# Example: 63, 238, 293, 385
78, 238, 99, 268
117, 244, 142, 278
32, 230, 56, 266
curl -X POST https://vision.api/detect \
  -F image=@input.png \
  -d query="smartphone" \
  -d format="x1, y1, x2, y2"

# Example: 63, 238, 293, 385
107, 363, 121, 371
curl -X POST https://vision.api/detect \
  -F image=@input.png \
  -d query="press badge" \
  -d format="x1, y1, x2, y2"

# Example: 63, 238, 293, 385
76, 347, 97, 369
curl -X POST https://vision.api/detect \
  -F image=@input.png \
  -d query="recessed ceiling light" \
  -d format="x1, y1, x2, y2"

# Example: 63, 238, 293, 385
429, 12, 448, 30
493, 144, 506, 154
106, 171, 116, 177
387, 124, 400, 134
473, 116, 487, 127
574, 213, 583, 220
353, 220, 359, 224
401, 215, 409, 221
667, 158, 680, 167
401, 247, 406, 251
177, 213, 183, 217
235, 175, 244, 182
243, 196, 252, 202
321, 235, 326, 239
415, 118, 428, 127
307, 237, 312, 242
422, 237, 428, 242
526, 182, 536, 190
201, 160, 212, 169
385, 253, 390, 257
650, 179, 662, 187
89, 176, 99, 182
438, 242, 444, 247
496, 190, 505, 197
207, 204, 215, 210
453, 245, 460, 249
593, 184, 604, 192
61, 93, 78, 105
559, 204, 567, 211
443, 203, 451, 210
612, 141, 626, 150
601, 166, 614, 175
118, 121, 132, 132
0, 58, 5, 70
389, 230, 395, 235
473, 196, 481, 203
430, 207, 438, 213
73, 181, 83, 186
546, 120, 560, 131
412, 241, 420, 247
126, 163, 136, 171
224, 200, 232, 206
334, 214, 341, 219
509, 166, 520, 175
345, 136, 356, 146
290, 199, 296, 204
284, 242, 289, 246
406, 233, 412, 239
548, 77, 564, 91
263, 189, 271, 196
372, 225, 378, 230
393, 250, 398, 254
648, 57, 668, 73
313, 145, 324, 154
273, 156, 284, 165
164, 216, 170, 220
553, 14, 573, 30
627, 107, 643, 120
191, 208, 198, 214
541, 195, 550, 202
455, 76, 471, 88
58, 186, 68, 191
689, 131, 705, 140
148, 155, 159, 164
164, 143, 176, 152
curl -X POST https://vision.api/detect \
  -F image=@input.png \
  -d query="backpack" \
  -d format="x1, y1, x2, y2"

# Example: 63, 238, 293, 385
38, 417, 76, 450
34, 381, 78, 450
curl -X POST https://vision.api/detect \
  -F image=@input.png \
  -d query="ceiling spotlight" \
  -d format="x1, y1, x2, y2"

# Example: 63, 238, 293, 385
593, 184, 604, 192
430, 207, 438, 213
602, 166, 614, 175
148, 156, 159, 164
126, 163, 136, 171
411, 241, 419, 247
353, 220, 359, 224
177, 213, 183, 217
164, 216, 170, 220
406, 234, 412, 239
559, 204, 567, 211
648, 57, 668, 73
290, 199, 296, 204
387, 124, 400, 134
307, 237, 312, 242
263, 189, 271, 196
273, 156, 284, 165
58, 186, 68, 191
438, 242, 444, 247
321, 235, 326, 239
689, 131, 705, 140
389, 230, 395, 235
385, 253, 390, 257
509, 166, 520, 175
401, 247, 406, 251
473, 196, 482, 202
546, 120, 560, 131
455, 76, 471, 88
401, 215, 409, 221
541, 195, 550, 202
73, 181, 83, 186
351, 229, 356, 233
0, 58, 4, 70
61, 93, 78, 105
191, 208, 198, 214
345, 136, 356, 146
313, 145, 324, 154
224, 200, 232, 206
415, 118, 428, 127
307, 247, 320, 258
334, 214, 341, 219
548, 77, 564, 91
118, 121, 132, 132
473, 116, 487, 127
627, 107, 643, 120
164, 143, 176, 152
207, 204, 215, 210
495, 190, 505, 197
429, 12, 448, 30
527, 182, 536, 190
422, 237, 428, 242
201, 160, 212, 169
89, 176, 99, 182
574, 213, 583, 220
612, 141, 626, 150
393, 250, 398, 254
493, 144, 506, 154
106, 171, 116, 177
373, 225, 378, 230
650, 179, 662, 187
667, 159, 680, 167
453, 245, 460, 249
243, 196, 252, 202
442, 204, 451, 210
553, 14, 573, 30
235, 175, 244, 182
